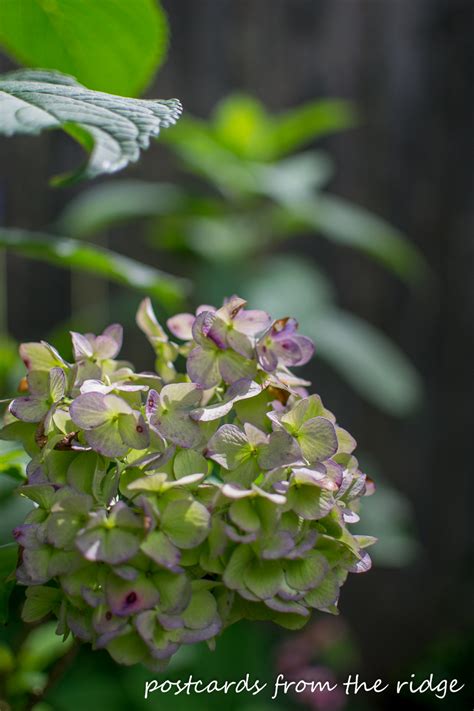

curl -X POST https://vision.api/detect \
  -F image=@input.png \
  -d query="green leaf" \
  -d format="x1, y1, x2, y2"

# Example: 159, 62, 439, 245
267, 99, 357, 159
18, 621, 74, 672
0, 0, 168, 97
0, 69, 181, 184
282, 193, 429, 284
0, 440, 28, 481
22, 586, 62, 623
310, 309, 423, 416
0, 228, 189, 308
56, 180, 184, 238
0, 543, 18, 580
161, 499, 210, 549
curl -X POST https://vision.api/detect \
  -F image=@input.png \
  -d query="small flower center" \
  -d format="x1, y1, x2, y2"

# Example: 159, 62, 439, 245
125, 591, 137, 605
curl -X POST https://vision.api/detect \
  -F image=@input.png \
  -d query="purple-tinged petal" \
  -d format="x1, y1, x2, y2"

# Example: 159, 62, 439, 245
71, 331, 94, 360
290, 335, 315, 365
99, 324, 123, 358
187, 347, 221, 389
348, 550, 372, 574
191, 311, 216, 348
85, 423, 129, 458
274, 338, 303, 366
233, 309, 272, 336
167, 313, 195, 341
106, 573, 160, 617
256, 340, 279, 372
70, 392, 110, 429
10, 396, 49, 423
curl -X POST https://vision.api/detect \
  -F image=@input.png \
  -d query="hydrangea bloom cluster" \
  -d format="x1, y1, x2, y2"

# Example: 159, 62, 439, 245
1, 296, 375, 670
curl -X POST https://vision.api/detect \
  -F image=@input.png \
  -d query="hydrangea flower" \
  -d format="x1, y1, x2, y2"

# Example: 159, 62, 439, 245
1, 295, 375, 669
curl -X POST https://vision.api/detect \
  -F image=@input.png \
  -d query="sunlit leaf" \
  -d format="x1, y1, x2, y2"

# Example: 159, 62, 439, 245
56, 180, 184, 238
0, 0, 169, 97
0, 69, 181, 184
0, 228, 189, 307
281, 193, 428, 284
267, 99, 357, 158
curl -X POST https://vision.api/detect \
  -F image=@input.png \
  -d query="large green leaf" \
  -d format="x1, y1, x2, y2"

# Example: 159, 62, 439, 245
0, 69, 181, 184
210, 93, 355, 161
0, 228, 189, 307
280, 193, 428, 284
267, 99, 357, 159
0, 0, 168, 97
56, 180, 185, 237
308, 309, 423, 416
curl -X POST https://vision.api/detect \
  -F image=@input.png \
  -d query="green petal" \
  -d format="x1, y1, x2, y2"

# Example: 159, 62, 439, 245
182, 589, 217, 630
207, 424, 251, 469
161, 499, 210, 549
281, 394, 325, 431
243, 559, 284, 600
19, 341, 66, 371
70, 392, 111, 428
48, 367, 66, 402
304, 569, 342, 610
173, 449, 208, 479
118, 412, 149, 450
285, 552, 329, 590
22, 586, 61, 623
223, 545, 253, 590
229, 499, 261, 533
152, 569, 191, 614
289, 485, 335, 520
297, 417, 338, 462
140, 531, 181, 571
106, 628, 148, 666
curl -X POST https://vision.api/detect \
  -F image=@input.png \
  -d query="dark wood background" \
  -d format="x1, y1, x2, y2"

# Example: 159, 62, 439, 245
0, 0, 472, 686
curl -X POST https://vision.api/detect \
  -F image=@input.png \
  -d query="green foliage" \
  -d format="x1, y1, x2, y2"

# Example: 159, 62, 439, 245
0, 0, 169, 97
55, 94, 425, 414
0, 227, 189, 309
0, 69, 181, 184
162, 94, 427, 284
3, 297, 375, 672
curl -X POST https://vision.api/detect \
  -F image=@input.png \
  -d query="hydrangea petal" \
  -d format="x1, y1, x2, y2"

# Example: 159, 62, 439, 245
218, 350, 256, 384
167, 313, 195, 341
244, 559, 284, 600
118, 412, 149, 450
233, 309, 271, 336
141, 531, 182, 572
187, 347, 221, 389
70, 392, 111, 428
161, 499, 210, 549
10, 396, 49, 423
297, 417, 338, 462
285, 552, 329, 591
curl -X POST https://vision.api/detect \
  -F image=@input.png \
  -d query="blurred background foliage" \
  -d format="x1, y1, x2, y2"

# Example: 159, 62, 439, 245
0, 0, 472, 709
